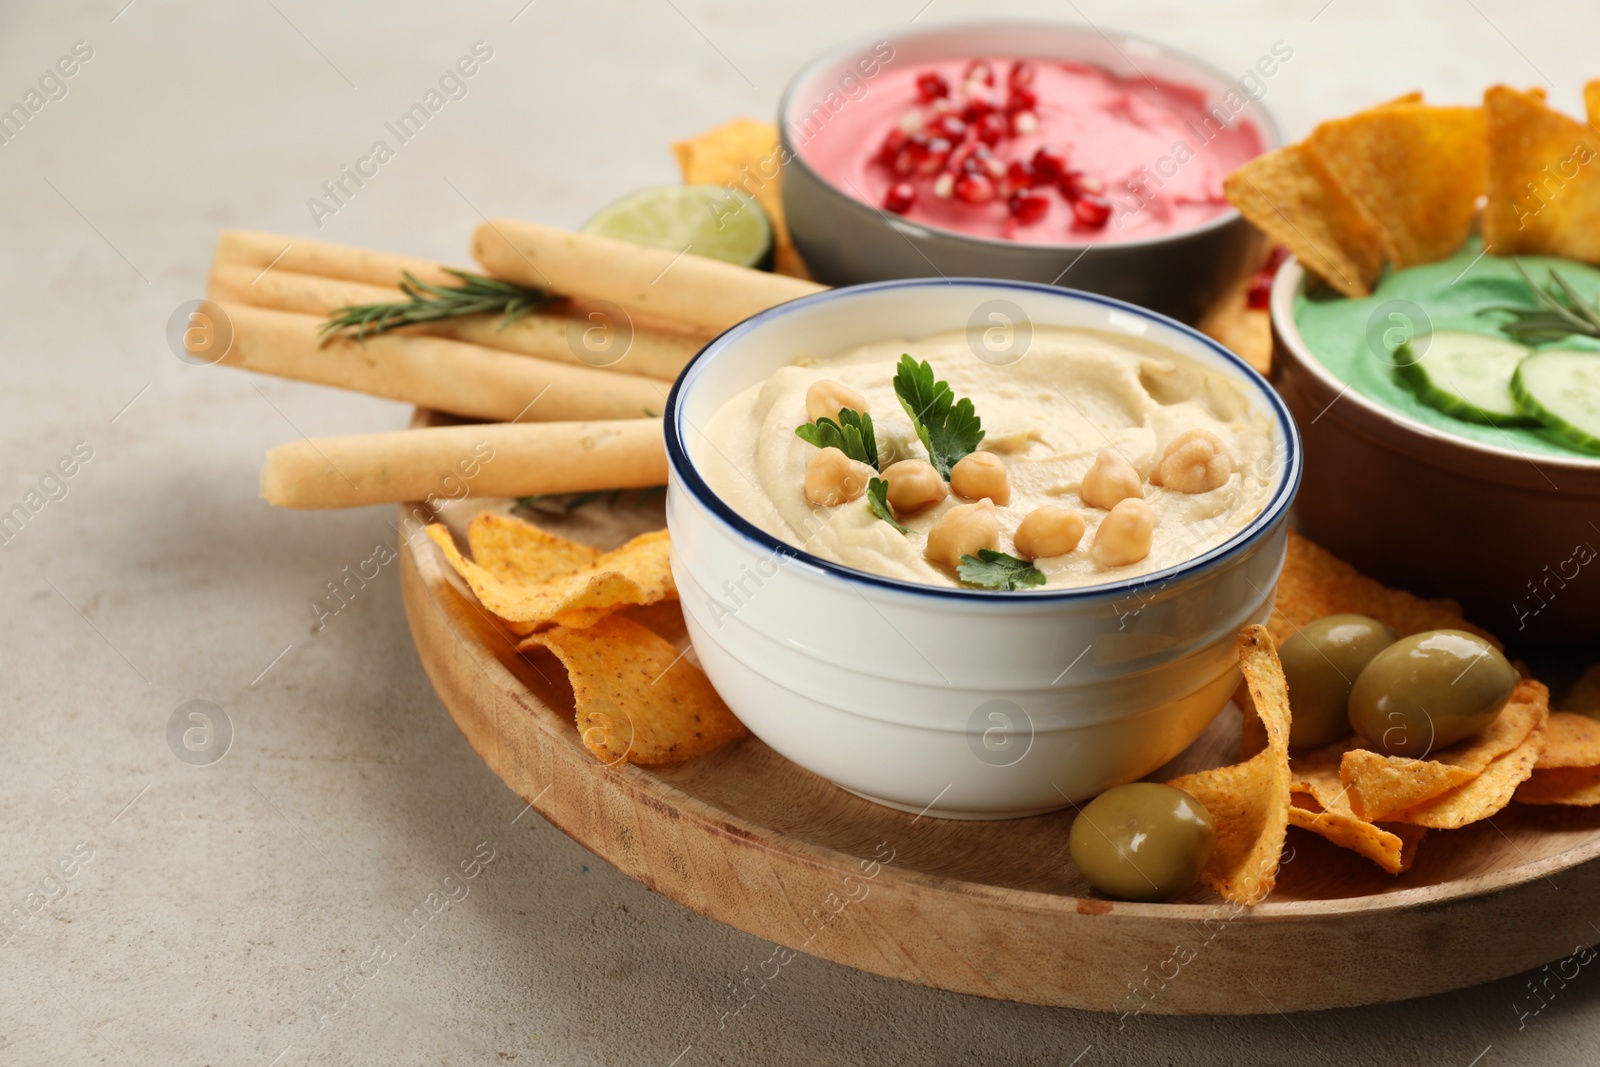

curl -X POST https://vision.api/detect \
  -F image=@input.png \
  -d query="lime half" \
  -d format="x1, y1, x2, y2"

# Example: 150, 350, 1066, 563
582, 184, 774, 271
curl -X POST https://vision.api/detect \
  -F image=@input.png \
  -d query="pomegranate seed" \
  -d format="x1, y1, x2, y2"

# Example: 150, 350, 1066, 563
934, 114, 968, 141
1006, 86, 1038, 113
895, 132, 932, 172
964, 59, 995, 86
916, 71, 950, 102
1005, 159, 1035, 190
876, 128, 908, 164
978, 152, 1006, 180
1031, 146, 1068, 184
884, 182, 917, 214
1059, 170, 1103, 200
919, 136, 953, 174
947, 140, 976, 173
954, 173, 996, 204
932, 172, 955, 199
1009, 190, 1050, 224
1072, 194, 1112, 229
1008, 59, 1036, 90
975, 112, 1009, 145
1245, 272, 1274, 309
1011, 110, 1038, 136
962, 91, 998, 123
1264, 245, 1289, 272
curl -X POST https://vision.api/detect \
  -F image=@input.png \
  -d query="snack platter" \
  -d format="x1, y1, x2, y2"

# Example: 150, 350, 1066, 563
400, 463, 1600, 1014
193, 22, 1600, 1015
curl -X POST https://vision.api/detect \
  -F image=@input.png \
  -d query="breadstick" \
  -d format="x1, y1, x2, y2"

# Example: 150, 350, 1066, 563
470, 218, 825, 332
261, 419, 667, 509
214, 230, 463, 289
206, 264, 702, 381
207, 303, 668, 423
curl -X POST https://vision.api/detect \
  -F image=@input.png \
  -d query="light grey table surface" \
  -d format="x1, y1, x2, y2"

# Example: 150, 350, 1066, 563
2, 1, 1596, 1063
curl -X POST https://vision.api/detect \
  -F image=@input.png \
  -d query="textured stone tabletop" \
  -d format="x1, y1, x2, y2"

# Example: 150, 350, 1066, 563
2, 0, 1597, 1063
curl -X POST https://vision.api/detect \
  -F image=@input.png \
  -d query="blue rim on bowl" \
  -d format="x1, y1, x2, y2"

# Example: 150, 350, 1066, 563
664, 277, 1303, 604
776, 19, 1285, 253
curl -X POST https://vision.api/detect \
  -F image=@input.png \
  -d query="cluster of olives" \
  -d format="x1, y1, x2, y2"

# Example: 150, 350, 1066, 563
1068, 616, 1518, 904
1279, 615, 1517, 758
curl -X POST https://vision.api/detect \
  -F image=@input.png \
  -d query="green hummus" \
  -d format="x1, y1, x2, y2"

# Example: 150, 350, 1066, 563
1292, 240, 1600, 458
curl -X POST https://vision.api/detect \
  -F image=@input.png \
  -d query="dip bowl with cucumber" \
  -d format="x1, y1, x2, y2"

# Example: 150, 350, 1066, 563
1270, 249, 1600, 646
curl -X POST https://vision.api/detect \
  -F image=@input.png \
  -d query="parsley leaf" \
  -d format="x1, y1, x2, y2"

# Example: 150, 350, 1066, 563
892, 354, 984, 479
958, 549, 1046, 591
865, 477, 908, 534
794, 408, 879, 470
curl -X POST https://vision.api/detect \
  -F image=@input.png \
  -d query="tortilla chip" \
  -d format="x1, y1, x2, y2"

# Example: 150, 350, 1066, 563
1308, 103, 1486, 268
1387, 720, 1546, 828
1565, 664, 1600, 716
1341, 680, 1549, 820
520, 615, 745, 765
1167, 626, 1291, 905
1288, 743, 1424, 875
1222, 143, 1388, 297
1197, 281, 1271, 375
1515, 765, 1600, 806
1269, 530, 1499, 649
1537, 711, 1600, 769
468, 512, 603, 584
674, 117, 810, 278
425, 517, 675, 629
1482, 85, 1600, 262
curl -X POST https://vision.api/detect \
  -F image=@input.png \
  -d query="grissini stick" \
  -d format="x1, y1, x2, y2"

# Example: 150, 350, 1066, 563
470, 218, 825, 333
205, 264, 701, 382
204, 303, 668, 424
215, 230, 464, 289
260, 419, 668, 509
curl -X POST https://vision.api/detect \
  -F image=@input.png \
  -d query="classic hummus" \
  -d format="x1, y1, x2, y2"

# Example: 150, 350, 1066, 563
696, 327, 1278, 590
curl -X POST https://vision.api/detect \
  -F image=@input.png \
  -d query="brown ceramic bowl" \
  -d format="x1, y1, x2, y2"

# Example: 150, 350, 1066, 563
1269, 258, 1600, 650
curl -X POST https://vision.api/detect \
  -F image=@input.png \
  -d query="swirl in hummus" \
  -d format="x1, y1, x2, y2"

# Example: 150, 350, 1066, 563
695, 326, 1278, 590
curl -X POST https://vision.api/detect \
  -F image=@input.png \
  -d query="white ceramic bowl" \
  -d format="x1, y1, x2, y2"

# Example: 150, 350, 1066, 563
664, 280, 1300, 819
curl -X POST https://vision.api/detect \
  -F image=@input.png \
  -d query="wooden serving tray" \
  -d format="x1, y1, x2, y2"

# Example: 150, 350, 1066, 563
401, 490, 1600, 1014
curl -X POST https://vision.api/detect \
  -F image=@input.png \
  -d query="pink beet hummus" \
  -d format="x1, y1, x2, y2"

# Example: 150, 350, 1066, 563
794, 56, 1266, 244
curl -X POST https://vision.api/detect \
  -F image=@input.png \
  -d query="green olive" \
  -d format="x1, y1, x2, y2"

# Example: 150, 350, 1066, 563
1347, 629, 1518, 758
1279, 614, 1398, 750
1069, 783, 1215, 902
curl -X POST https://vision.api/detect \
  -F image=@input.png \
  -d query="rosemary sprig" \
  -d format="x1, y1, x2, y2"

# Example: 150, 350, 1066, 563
1481, 261, 1600, 344
319, 269, 552, 343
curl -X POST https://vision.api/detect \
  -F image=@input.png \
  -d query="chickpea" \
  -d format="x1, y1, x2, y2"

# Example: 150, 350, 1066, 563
1013, 506, 1086, 560
1150, 430, 1234, 495
1079, 450, 1143, 510
804, 447, 875, 507
881, 458, 947, 514
805, 379, 868, 424
924, 500, 1000, 570
1091, 498, 1156, 568
949, 451, 1011, 506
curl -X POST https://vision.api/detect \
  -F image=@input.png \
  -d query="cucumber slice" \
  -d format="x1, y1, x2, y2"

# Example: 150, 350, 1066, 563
582, 184, 774, 271
1393, 330, 1539, 426
1511, 348, 1600, 454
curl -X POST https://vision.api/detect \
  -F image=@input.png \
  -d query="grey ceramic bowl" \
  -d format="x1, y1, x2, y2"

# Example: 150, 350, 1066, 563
777, 21, 1282, 324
